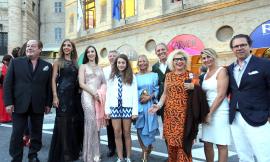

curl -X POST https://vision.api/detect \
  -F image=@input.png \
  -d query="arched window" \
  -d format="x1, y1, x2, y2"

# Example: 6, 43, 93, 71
85, 0, 96, 29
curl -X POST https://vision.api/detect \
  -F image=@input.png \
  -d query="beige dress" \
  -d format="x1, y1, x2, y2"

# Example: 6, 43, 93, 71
81, 65, 106, 162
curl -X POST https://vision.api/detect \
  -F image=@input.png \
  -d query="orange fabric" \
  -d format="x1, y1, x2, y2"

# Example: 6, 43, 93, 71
163, 71, 192, 161
168, 145, 192, 162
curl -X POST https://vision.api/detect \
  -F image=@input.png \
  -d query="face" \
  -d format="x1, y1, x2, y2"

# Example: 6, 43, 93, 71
108, 52, 117, 65
231, 37, 251, 61
201, 54, 215, 67
117, 58, 127, 72
155, 44, 167, 61
137, 56, 149, 71
62, 41, 73, 55
173, 54, 186, 71
26, 40, 41, 60
87, 47, 96, 62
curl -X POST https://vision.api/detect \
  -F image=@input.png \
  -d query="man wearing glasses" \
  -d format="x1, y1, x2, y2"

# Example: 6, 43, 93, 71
227, 34, 270, 162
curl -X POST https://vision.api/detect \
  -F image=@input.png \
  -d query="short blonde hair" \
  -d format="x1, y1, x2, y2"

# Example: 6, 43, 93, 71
167, 49, 189, 71
200, 48, 218, 59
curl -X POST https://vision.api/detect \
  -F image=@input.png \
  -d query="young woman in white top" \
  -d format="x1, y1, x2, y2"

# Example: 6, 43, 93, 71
105, 54, 138, 162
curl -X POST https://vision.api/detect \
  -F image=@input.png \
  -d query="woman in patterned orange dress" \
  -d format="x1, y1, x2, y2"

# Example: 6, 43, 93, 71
149, 49, 194, 162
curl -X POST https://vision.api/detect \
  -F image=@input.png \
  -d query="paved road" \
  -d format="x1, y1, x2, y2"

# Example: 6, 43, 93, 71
0, 113, 239, 162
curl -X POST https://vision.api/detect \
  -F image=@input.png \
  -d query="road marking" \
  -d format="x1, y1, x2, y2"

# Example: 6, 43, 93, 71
0, 123, 237, 161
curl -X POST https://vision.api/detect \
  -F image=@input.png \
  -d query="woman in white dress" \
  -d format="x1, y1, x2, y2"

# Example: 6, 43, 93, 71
200, 48, 231, 162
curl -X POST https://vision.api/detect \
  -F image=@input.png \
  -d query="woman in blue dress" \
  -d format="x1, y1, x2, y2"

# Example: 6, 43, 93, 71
135, 55, 159, 161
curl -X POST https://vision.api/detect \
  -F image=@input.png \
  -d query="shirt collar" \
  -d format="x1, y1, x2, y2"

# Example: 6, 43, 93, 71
233, 54, 252, 67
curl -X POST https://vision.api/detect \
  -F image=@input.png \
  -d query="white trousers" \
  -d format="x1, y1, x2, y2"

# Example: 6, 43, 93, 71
231, 112, 270, 162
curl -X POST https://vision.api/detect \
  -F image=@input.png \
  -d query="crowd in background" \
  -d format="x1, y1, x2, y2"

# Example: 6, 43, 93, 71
0, 33, 270, 162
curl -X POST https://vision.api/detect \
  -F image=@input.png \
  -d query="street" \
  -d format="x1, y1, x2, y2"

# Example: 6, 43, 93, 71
0, 113, 239, 162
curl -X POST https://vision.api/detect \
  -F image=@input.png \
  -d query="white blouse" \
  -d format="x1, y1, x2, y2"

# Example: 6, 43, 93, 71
105, 75, 138, 116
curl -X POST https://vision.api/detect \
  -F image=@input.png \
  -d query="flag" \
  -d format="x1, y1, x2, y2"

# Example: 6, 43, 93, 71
77, 0, 83, 32
113, 0, 121, 20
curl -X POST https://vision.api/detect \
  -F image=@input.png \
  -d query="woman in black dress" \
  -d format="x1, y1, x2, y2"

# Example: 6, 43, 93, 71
48, 39, 83, 162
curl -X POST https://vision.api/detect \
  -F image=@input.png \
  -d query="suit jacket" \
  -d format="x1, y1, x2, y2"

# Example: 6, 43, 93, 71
151, 62, 170, 116
228, 55, 270, 126
4, 57, 52, 114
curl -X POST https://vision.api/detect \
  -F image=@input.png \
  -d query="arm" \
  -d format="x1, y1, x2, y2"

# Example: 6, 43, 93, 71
51, 60, 59, 108
45, 64, 53, 113
3, 59, 14, 107
78, 65, 98, 98
132, 76, 138, 118
149, 78, 167, 113
206, 68, 229, 123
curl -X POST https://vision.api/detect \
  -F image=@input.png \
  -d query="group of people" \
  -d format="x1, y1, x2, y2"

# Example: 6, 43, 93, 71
2, 33, 270, 162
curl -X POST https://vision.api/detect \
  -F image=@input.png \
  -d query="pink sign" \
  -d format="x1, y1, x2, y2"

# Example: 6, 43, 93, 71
167, 34, 205, 56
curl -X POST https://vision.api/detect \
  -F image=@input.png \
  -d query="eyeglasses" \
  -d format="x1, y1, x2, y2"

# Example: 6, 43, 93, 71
173, 57, 185, 62
232, 43, 248, 49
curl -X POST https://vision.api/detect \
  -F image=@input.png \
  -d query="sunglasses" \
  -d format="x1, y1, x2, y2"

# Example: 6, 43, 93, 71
173, 57, 186, 62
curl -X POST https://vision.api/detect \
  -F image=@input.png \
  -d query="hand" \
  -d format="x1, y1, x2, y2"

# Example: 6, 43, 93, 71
132, 115, 138, 120
205, 112, 212, 124
184, 83, 194, 90
53, 96, 59, 108
148, 104, 160, 114
105, 114, 110, 119
140, 95, 151, 104
94, 93, 100, 102
5, 105, 14, 115
45, 106, 51, 114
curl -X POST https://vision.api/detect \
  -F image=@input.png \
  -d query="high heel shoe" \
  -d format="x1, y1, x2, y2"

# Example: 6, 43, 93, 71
142, 150, 148, 162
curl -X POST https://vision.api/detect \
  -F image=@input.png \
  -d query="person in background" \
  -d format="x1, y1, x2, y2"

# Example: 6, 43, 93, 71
48, 39, 82, 162
135, 55, 159, 161
200, 48, 231, 162
227, 34, 270, 162
105, 54, 138, 162
4, 40, 52, 162
0, 55, 13, 123
79, 45, 106, 162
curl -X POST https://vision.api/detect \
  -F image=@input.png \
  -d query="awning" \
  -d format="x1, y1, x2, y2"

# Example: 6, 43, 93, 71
250, 20, 270, 48
167, 34, 205, 56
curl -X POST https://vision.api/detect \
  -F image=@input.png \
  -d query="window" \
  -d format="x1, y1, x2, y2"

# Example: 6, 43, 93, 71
69, 14, 74, 33
171, 0, 181, 2
55, 2, 62, 13
32, 1, 36, 12
0, 32, 8, 55
85, 0, 96, 29
54, 28, 62, 42
121, 0, 135, 19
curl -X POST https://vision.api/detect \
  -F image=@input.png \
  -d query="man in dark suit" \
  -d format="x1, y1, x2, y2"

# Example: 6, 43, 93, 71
4, 40, 52, 162
227, 34, 270, 162
152, 43, 170, 122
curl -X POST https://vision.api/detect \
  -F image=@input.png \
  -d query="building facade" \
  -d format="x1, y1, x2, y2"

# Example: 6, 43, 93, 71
65, 0, 270, 72
0, 0, 65, 59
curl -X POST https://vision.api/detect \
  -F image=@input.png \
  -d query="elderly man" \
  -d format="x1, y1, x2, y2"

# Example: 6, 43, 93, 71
4, 40, 52, 162
227, 34, 270, 162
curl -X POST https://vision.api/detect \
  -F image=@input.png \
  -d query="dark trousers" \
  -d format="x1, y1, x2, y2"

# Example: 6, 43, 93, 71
10, 106, 44, 162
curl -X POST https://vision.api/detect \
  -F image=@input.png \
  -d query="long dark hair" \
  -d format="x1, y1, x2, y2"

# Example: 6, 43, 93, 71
18, 41, 28, 57
59, 39, 78, 65
110, 54, 133, 85
82, 45, 99, 64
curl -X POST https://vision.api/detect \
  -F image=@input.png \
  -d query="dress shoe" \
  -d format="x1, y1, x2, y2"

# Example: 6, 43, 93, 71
28, 157, 40, 162
107, 149, 115, 157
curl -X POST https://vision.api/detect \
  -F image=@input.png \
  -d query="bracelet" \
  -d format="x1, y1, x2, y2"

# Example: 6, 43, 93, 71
157, 101, 163, 108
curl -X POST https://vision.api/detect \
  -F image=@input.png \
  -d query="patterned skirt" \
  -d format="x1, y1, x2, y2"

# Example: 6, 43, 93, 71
110, 107, 132, 119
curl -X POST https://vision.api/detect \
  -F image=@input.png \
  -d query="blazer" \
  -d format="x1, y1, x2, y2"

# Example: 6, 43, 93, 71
105, 75, 138, 116
4, 57, 52, 114
184, 85, 209, 155
228, 55, 270, 126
